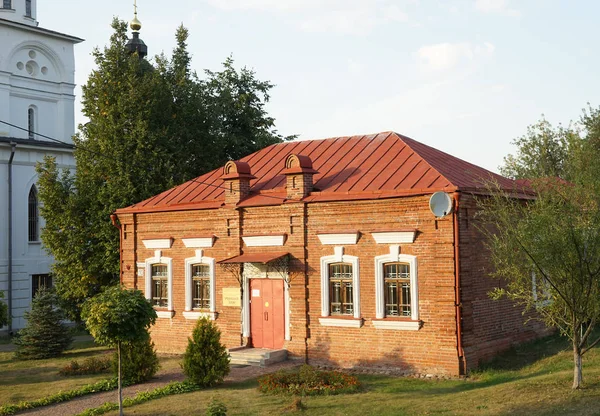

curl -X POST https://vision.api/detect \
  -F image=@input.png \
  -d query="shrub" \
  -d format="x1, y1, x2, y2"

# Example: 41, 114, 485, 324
112, 337, 160, 384
13, 288, 72, 360
205, 397, 227, 416
257, 365, 360, 396
182, 317, 230, 387
0, 290, 8, 328
60, 356, 112, 376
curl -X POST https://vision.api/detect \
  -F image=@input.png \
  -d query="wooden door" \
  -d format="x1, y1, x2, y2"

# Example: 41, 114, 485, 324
250, 279, 285, 349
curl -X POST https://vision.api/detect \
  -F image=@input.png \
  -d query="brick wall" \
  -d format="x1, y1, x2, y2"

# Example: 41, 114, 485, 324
116, 192, 549, 376
457, 194, 550, 369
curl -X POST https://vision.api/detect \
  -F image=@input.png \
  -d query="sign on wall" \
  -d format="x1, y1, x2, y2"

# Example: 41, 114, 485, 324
222, 288, 241, 307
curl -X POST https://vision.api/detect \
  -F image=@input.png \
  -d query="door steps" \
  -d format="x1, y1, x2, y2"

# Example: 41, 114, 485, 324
228, 347, 288, 367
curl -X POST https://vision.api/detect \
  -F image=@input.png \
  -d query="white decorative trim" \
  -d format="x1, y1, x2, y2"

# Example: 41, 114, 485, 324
156, 310, 175, 319
319, 318, 363, 328
142, 238, 173, 249
182, 237, 215, 248
184, 249, 216, 315
317, 232, 359, 245
372, 320, 421, 331
320, 247, 360, 319
136, 262, 146, 269
372, 231, 416, 244
242, 273, 250, 337
374, 246, 419, 321
144, 251, 174, 312
242, 235, 286, 247
182, 311, 216, 320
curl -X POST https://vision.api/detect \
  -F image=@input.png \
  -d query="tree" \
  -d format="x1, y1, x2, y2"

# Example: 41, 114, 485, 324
0, 291, 8, 329
82, 286, 156, 416
182, 317, 230, 387
13, 288, 72, 359
37, 20, 290, 321
479, 110, 600, 388
500, 118, 578, 180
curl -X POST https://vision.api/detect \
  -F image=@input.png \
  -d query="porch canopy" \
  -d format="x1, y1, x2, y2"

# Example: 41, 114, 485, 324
218, 252, 288, 265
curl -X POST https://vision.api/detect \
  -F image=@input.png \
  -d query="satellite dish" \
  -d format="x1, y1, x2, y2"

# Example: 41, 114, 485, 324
429, 192, 453, 218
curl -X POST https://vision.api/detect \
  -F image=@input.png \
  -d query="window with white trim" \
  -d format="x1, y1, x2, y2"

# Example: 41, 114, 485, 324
319, 246, 361, 327
3, 0, 11, 9
25, 0, 31, 16
28, 107, 35, 139
184, 250, 216, 320
192, 264, 210, 309
329, 263, 354, 315
151, 264, 168, 307
144, 251, 173, 317
374, 246, 420, 330
384, 262, 411, 317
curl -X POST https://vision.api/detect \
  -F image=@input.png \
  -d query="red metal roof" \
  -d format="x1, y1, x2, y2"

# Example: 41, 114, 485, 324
116, 132, 523, 214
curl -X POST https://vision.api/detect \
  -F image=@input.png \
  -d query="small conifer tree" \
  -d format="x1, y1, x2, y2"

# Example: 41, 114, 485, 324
112, 337, 160, 384
182, 317, 230, 387
14, 288, 72, 359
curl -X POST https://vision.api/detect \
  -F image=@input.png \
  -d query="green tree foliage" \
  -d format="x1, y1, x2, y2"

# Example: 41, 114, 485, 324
480, 107, 600, 389
0, 291, 8, 328
36, 20, 290, 321
182, 317, 230, 387
14, 288, 72, 359
111, 337, 160, 384
82, 286, 157, 415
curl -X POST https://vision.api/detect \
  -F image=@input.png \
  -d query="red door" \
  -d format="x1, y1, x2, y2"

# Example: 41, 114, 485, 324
250, 279, 284, 349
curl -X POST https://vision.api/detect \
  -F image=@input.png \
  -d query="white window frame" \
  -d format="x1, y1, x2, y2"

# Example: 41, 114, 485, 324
319, 246, 362, 328
183, 249, 216, 320
144, 250, 174, 318
373, 245, 420, 330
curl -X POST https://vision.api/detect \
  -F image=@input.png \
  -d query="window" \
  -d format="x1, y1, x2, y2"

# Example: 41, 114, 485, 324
319, 246, 361, 327
384, 263, 411, 317
192, 264, 210, 309
28, 186, 38, 242
25, 0, 31, 16
374, 246, 420, 330
184, 250, 216, 320
329, 263, 354, 315
28, 107, 34, 139
151, 264, 168, 307
144, 251, 173, 317
32, 274, 52, 298
3, 0, 11, 9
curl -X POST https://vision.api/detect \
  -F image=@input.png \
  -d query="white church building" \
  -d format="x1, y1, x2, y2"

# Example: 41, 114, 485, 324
0, 0, 82, 331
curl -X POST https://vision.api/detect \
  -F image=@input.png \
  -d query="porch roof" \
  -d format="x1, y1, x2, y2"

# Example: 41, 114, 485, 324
218, 252, 289, 264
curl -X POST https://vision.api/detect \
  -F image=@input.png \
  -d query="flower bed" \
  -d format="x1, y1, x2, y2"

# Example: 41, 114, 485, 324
257, 365, 360, 396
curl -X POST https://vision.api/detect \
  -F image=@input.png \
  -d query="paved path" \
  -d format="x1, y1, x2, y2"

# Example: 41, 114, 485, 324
19, 361, 297, 416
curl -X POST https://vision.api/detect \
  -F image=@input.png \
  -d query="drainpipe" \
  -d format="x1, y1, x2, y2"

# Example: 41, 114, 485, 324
7, 142, 16, 334
452, 192, 466, 374
110, 214, 122, 284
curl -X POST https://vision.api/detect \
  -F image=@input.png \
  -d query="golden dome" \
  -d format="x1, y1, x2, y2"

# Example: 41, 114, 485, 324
130, 15, 142, 32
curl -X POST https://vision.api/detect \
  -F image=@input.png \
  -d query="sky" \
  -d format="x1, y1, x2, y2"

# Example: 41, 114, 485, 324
38, 0, 600, 173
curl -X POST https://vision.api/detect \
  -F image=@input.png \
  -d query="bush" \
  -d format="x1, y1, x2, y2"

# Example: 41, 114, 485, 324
14, 288, 72, 359
257, 365, 360, 396
182, 317, 230, 387
0, 290, 8, 328
60, 356, 112, 376
112, 337, 160, 384
205, 397, 227, 416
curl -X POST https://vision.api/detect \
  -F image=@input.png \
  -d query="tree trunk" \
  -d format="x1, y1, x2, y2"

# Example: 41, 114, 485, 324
118, 341, 123, 416
573, 342, 583, 389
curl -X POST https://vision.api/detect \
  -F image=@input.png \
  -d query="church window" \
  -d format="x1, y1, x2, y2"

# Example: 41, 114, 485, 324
25, 0, 31, 16
3, 0, 11, 10
28, 186, 39, 242
28, 107, 35, 139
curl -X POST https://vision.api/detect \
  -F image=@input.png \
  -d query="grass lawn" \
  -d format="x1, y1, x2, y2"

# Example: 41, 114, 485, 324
103, 335, 600, 416
0, 338, 112, 406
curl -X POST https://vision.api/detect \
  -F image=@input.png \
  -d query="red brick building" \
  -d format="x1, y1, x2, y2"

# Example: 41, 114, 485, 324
114, 131, 547, 375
